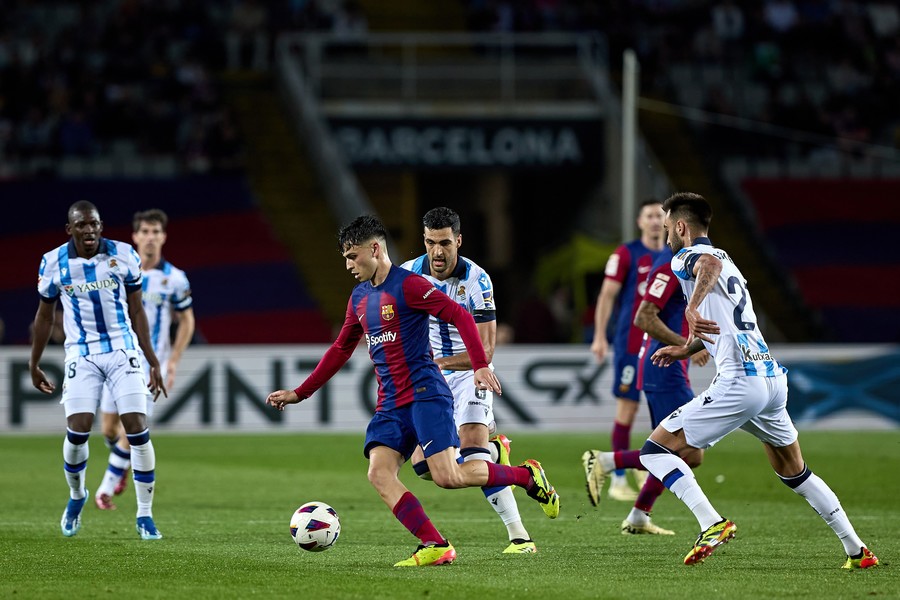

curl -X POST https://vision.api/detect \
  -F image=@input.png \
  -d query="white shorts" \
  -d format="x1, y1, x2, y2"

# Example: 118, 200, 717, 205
99, 355, 160, 417
661, 373, 797, 449
62, 350, 150, 418
445, 369, 495, 429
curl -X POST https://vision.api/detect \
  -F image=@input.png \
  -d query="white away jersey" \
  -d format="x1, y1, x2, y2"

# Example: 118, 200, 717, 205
400, 255, 496, 360
142, 258, 192, 363
38, 238, 143, 360
671, 238, 784, 378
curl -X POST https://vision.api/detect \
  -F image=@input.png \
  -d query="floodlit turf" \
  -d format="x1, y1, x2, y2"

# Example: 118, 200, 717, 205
0, 431, 895, 599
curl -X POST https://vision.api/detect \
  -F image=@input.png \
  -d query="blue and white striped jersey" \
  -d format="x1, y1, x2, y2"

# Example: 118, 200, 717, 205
671, 238, 784, 378
400, 255, 496, 363
37, 238, 143, 360
142, 258, 192, 364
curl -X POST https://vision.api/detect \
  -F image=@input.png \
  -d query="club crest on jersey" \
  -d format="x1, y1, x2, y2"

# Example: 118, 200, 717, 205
108, 259, 118, 269
381, 304, 395, 321
457, 285, 466, 298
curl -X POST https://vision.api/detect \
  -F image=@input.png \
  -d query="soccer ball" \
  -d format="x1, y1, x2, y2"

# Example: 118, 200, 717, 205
289, 501, 341, 552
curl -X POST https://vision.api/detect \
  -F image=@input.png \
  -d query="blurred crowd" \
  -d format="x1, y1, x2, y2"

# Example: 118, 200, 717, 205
3, 0, 895, 176
462, 0, 900, 162
0, 0, 367, 178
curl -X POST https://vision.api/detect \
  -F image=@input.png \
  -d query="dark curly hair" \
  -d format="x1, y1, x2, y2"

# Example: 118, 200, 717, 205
338, 214, 387, 252
422, 206, 461, 235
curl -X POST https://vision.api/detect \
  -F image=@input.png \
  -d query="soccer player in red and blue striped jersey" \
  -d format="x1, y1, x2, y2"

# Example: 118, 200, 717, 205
266, 215, 559, 566
585, 199, 666, 501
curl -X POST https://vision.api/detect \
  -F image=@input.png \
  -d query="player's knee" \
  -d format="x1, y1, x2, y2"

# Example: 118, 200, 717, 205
101, 422, 119, 441
366, 465, 394, 491
681, 448, 704, 469
430, 468, 465, 490
639, 438, 671, 457
413, 461, 433, 481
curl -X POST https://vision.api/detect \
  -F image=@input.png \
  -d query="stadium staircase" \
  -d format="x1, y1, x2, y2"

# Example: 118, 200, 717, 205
222, 73, 352, 329
350, 0, 468, 262
639, 97, 821, 341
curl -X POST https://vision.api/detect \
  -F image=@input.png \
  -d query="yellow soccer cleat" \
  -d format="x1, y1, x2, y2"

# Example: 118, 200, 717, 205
393, 541, 457, 567
502, 538, 537, 554
490, 434, 512, 467
522, 459, 560, 519
581, 449, 603, 506
621, 518, 675, 535
684, 519, 736, 565
842, 547, 878, 570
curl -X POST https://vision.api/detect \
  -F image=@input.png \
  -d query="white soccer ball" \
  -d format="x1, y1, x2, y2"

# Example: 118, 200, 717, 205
289, 501, 341, 552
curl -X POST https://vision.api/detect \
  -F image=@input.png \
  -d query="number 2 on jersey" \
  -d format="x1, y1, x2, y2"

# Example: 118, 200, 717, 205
726, 276, 755, 331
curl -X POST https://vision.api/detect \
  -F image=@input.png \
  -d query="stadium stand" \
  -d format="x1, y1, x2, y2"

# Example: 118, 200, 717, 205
740, 178, 900, 343
4, 0, 897, 343
457, 0, 900, 342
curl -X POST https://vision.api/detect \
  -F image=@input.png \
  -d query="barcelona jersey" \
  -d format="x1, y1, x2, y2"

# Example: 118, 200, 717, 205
294, 265, 489, 411
605, 239, 667, 355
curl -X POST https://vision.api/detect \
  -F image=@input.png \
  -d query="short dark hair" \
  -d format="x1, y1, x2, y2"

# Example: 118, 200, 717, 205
338, 214, 387, 252
663, 192, 712, 230
68, 200, 99, 223
133, 209, 169, 232
422, 207, 461, 235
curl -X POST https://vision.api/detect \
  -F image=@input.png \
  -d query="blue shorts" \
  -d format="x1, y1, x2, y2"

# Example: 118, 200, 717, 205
644, 383, 695, 428
612, 352, 641, 401
364, 396, 460, 461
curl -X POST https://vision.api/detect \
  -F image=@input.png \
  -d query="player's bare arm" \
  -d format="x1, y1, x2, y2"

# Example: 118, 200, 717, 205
128, 288, 167, 400
434, 321, 496, 371
686, 254, 722, 343
690, 348, 711, 367
590, 278, 621, 362
651, 337, 706, 367
166, 307, 195, 389
634, 300, 688, 347
29, 299, 58, 394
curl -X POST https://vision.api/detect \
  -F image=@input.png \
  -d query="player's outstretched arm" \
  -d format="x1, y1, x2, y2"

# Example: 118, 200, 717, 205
285, 297, 364, 405
651, 337, 706, 367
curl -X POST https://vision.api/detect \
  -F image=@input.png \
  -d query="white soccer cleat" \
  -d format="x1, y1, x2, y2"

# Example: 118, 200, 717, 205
608, 480, 639, 502
621, 518, 675, 535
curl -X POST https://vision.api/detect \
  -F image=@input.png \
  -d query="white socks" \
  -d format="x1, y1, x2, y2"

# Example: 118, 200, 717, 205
781, 466, 865, 556
463, 446, 530, 541
127, 429, 156, 518
640, 445, 722, 530
63, 430, 90, 500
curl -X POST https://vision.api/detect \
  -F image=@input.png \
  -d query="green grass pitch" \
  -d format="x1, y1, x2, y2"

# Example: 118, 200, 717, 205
0, 430, 896, 599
